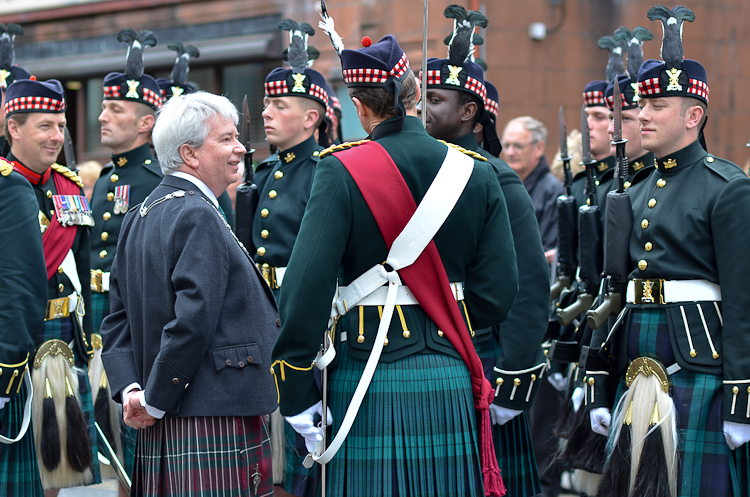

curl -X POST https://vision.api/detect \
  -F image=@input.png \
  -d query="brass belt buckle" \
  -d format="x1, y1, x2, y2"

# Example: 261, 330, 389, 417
91, 269, 103, 293
45, 297, 70, 321
633, 278, 665, 304
258, 264, 278, 289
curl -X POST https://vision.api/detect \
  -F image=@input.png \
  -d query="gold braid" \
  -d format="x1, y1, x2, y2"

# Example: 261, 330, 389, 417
319, 139, 371, 158
437, 140, 488, 162
50, 163, 84, 188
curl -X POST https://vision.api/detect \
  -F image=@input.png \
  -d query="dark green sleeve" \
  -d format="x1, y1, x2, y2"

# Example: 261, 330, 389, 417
272, 158, 353, 416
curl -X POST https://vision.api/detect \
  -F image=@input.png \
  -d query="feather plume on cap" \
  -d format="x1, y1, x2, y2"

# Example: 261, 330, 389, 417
444, 4, 488, 65
117, 28, 157, 80
598, 35, 627, 82
647, 5, 695, 69
0, 23, 23, 70
279, 18, 315, 73
167, 42, 199, 87
318, 0, 345, 57
614, 26, 653, 79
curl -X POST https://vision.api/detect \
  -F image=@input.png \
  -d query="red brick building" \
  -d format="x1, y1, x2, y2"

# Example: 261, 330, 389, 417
3, 0, 749, 166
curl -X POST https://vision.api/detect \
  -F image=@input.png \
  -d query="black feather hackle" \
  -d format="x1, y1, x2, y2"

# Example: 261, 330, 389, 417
444, 4, 488, 65
167, 41, 199, 86
280, 18, 314, 73
117, 28, 157, 80
0, 22, 22, 69
647, 5, 695, 68
598, 35, 626, 82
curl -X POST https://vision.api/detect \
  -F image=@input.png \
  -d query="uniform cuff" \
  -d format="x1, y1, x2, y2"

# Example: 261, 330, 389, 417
724, 380, 750, 423
0, 354, 29, 400
271, 360, 321, 416
491, 362, 546, 410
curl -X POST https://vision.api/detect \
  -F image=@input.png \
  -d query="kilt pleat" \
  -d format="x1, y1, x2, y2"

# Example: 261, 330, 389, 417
328, 346, 483, 497
624, 308, 730, 497
477, 335, 542, 497
90, 292, 109, 335
132, 415, 272, 497
731, 443, 750, 497
281, 420, 320, 497
0, 377, 44, 496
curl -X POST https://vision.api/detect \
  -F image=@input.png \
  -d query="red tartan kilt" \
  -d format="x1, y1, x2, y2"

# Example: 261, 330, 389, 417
132, 415, 272, 497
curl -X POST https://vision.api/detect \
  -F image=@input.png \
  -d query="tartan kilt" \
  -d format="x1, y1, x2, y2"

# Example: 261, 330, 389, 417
132, 415, 273, 497
731, 443, 750, 497
35, 316, 101, 486
0, 376, 44, 496
90, 291, 109, 335
327, 346, 483, 497
476, 333, 541, 497
618, 308, 730, 497
280, 420, 320, 497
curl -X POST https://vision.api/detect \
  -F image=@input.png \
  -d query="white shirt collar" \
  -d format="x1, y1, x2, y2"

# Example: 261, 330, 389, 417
170, 171, 219, 207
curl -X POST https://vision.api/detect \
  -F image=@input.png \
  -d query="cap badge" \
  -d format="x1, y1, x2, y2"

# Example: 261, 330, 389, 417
171, 86, 184, 98
445, 65, 463, 86
666, 68, 683, 92
641, 280, 655, 303
126, 80, 141, 99
0, 69, 10, 89
630, 82, 640, 102
292, 73, 307, 93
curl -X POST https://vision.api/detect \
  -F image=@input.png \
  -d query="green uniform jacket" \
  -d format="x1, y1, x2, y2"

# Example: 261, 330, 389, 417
454, 133, 549, 410
90, 143, 162, 273
0, 167, 46, 397
251, 135, 322, 267
271, 117, 518, 415
596, 140, 750, 423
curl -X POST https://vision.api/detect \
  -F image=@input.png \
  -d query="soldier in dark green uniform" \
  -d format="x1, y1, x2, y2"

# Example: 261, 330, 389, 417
418, 10, 547, 494
0, 159, 47, 496
6, 77, 100, 492
586, 7, 750, 496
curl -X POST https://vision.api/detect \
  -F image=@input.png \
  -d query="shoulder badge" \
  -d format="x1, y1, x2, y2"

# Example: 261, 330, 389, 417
50, 163, 84, 188
439, 140, 488, 162
0, 158, 12, 177
319, 140, 371, 158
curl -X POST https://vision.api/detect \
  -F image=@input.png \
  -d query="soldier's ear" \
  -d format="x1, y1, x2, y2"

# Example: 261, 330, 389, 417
137, 113, 156, 134
460, 100, 478, 124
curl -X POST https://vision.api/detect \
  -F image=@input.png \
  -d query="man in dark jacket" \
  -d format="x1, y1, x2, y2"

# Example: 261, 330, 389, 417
101, 92, 279, 496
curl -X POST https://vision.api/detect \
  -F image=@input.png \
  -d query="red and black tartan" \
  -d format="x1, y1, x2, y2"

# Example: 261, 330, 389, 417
132, 415, 272, 497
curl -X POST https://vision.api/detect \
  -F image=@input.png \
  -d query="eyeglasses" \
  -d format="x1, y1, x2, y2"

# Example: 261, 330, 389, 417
501, 140, 537, 151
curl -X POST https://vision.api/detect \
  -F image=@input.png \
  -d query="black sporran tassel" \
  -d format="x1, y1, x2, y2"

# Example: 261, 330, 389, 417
561, 406, 608, 474
595, 401, 632, 497
64, 375, 93, 472
630, 403, 672, 497
41, 377, 62, 471
94, 373, 117, 454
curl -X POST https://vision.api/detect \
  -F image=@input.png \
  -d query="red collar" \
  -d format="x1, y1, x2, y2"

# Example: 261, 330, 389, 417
11, 160, 51, 186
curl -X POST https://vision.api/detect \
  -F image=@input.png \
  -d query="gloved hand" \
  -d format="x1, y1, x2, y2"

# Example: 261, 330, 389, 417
548, 372, 567, 392
285, 401, 333, 453
571, 387, 584, 413
489, 404, 523, 426
590, 407, 611, 437
0, 397, 9, 410
723, 421, 750, 450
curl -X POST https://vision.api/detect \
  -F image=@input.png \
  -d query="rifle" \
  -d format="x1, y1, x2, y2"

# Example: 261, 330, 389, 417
586, 76, 632, 330
550, 107, 578, 302
234, 95, 258, 252
557, 105, 602, 326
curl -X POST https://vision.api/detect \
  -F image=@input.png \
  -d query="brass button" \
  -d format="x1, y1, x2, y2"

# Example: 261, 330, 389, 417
274, 171, 284, 180
46, 190, 52, 198
648, 198, 657, 208
103, 212, 111, 221
50, 209, 55, 216
225, 359, 232, 366
588, 377, 595, 385
57, 266, 64, 274
690, 349, 697, 357
248, 356, 254, 363
707, 156, 715, 163
261, 208, 269, 218
638, 259, 647, 270
657, 178, 666, 188
403, 330, 410, 338
257, 247, 266, 256
733, 386, 740, 394
101, 232, 109, 241
145, 159, 152, 164
58, 283, 64, 293
713, 352, 720, 359
645, 242, 653, 252
624, 181, 631, 189
313, 150, 320, 156
437, 330, 444, 337
384, 337, 389, 346
111, 174, 119, 183
99, 250, 107, 259
261, 229, 269, 239
238, 361, 245, 367
495, 378, 503, 386
107, 192, 114, 201
268, 190, 277, 199
641, 219, 648, 229
357, 335, 365, 343
595, 180, 600, 186
513, 378, 521, 386
172, 378, 179, 385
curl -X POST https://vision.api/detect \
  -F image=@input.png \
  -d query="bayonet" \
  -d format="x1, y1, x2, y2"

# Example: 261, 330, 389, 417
63, 127, 76, 171
580, 104, 597, 205
612, 76, 628, 193
559, 107, 573, 196
241, 95, 255, 183
234, 95, 259, 249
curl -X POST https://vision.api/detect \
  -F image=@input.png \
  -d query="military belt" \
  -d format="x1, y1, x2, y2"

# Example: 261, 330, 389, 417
90, 269, 110, 293
257, 265, 286, 290
626, 278, 721, 305
45, 293, 80, 321
338, 281, 464, 308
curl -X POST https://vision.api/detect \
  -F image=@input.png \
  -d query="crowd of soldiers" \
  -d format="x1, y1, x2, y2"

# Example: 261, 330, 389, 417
1, 2, 750, 497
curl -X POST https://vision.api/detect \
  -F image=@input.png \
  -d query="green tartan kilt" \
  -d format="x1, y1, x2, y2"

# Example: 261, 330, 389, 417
476, 333, 542, 497
36, 316, 102, 486
617, 308, 730, 497
327, 346, 483, 497
0, 376, 44, 496
90, 291, 109, 335
731, 443, 750, 497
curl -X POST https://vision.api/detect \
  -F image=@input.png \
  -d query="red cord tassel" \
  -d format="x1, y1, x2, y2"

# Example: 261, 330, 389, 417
478, 384, 506, 497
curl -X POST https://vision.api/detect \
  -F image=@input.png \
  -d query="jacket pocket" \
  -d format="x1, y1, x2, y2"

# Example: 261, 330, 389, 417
666, 302, 723, 373
213, 343, 262, 371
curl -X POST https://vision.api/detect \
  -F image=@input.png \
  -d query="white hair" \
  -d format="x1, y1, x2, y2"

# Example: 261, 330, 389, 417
153, 91, 239, 175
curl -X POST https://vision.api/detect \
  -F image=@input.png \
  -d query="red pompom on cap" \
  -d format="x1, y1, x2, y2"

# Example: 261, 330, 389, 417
361, 36, 372, 47
29, 75, 36, 81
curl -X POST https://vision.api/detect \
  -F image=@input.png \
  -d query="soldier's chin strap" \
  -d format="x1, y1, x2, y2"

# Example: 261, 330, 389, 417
480, 111, 503, 157
698, 115, 708, 152
369, 77, 407, 140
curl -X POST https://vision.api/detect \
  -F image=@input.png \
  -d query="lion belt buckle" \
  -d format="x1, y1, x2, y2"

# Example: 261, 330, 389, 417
633, 278, 665, 304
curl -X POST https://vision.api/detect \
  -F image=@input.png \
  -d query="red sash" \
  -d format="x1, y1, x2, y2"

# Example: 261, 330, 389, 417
334, 141, 505, 496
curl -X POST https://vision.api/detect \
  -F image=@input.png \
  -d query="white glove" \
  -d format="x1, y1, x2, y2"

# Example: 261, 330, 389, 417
723, 421, 750, 450
590, 407, 611, 437
571, 387, 584, 413
0, 397, 9, 410
548, 372, 567, 392
489, 405, 523, 426
285, 401, 333, 453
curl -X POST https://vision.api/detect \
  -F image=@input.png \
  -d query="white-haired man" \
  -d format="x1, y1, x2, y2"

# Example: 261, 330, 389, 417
101, 92, 279, 496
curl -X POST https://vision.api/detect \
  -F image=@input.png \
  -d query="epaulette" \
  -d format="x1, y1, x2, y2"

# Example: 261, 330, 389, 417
319, 139, 370, 158
438, 140, 488, 162
0, 158, 12, 177
704, 154, 747, 182
50, 163, 84, 188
